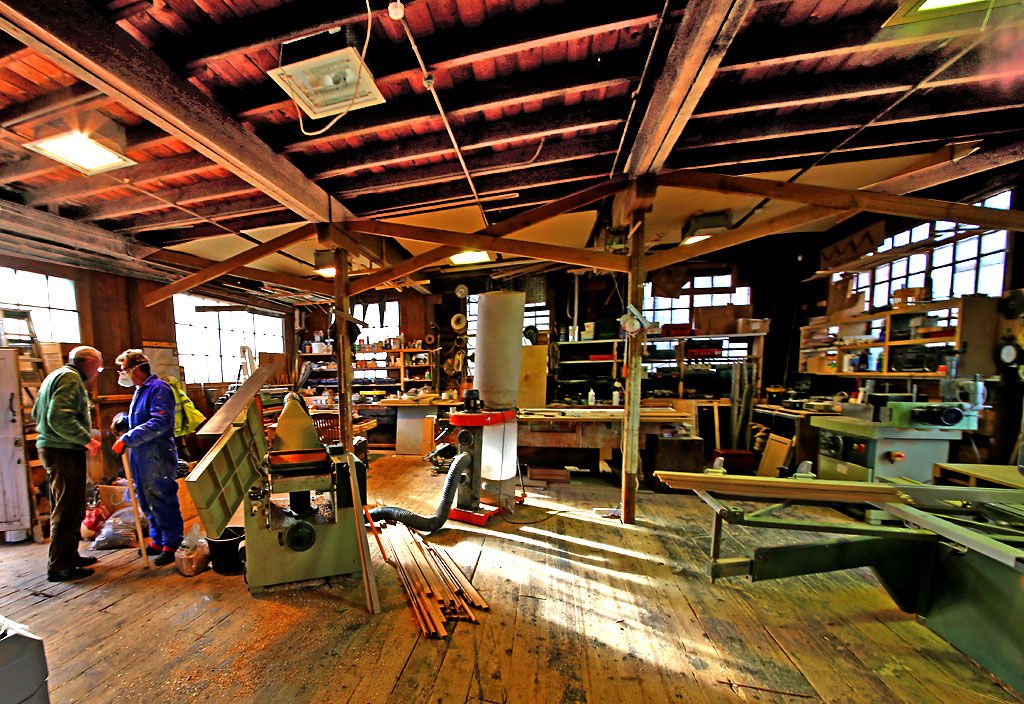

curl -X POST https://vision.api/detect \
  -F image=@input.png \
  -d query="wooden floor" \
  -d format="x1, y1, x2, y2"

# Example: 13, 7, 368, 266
2, 455, 1021, 704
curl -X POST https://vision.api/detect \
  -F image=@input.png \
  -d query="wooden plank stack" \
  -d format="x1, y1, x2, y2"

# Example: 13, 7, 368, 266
373, 519, 489, 638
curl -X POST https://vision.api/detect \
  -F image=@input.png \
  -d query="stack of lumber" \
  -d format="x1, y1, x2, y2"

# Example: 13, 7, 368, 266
371, 518, 489, 637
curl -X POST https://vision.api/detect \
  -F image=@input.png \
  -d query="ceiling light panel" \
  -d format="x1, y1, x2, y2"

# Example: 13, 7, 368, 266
25, 131, 135, 175
268, 47, 386, 119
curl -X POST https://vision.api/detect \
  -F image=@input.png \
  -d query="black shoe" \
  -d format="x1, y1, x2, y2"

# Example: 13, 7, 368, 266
47, 567, 94, 582
138, 544, 161, 556
152, 551, 176, 567
75, 555, 98, 567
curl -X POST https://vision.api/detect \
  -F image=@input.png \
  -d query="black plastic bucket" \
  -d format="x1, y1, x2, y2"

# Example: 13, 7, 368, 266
208, 526, 244, 575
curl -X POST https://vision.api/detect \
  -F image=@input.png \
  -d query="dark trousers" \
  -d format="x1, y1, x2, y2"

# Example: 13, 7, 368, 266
40, 447, 87, 572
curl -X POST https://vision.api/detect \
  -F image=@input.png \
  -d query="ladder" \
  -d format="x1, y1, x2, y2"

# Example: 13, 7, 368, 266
0, 308, 48, 411
0, 308, 50, 542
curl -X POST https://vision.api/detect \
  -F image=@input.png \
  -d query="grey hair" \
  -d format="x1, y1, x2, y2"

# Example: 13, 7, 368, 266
69, 346, 102, 364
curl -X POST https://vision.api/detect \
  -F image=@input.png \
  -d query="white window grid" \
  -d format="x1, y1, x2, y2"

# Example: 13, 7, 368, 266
642, 276, 753, 361
845, 190, 1011, 311
464, 296, 548, 376
352, 301, 401, 382
173, 293, 285, 384
0, 267, 80, 343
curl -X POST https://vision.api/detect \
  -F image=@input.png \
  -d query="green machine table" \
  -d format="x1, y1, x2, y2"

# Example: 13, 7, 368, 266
186, 380, 366, 594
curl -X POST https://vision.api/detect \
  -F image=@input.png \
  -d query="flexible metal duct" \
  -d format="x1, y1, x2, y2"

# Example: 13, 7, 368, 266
368, 452, 471, 533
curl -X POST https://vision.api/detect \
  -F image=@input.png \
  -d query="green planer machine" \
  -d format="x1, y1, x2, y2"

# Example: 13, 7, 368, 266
186, 366, 366, 594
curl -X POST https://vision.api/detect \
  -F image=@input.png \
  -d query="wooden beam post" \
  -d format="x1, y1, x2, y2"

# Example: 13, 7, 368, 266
141, 223, 315, 307
334, 247, 353, 450
621, 215, 645, 525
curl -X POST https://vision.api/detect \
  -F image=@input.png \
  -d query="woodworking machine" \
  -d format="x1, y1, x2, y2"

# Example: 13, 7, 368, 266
655, 470, 1024, 694
187, 395, 365, 594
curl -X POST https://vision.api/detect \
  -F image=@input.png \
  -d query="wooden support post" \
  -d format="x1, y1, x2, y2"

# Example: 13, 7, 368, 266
621, 215, 645, 525
334, 247, 353, 450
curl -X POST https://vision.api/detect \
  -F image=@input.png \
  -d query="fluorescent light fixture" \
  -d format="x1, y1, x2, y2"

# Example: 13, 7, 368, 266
268, 46, 386, 119
682, 234, 712, 245
314, 249, 336, 277
449, 251, 491, 265
884, 0, 1018, 26
25, 130, 135, 175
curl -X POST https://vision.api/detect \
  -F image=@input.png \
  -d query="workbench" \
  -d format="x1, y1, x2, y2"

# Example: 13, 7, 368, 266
516, 407, 692, 452
932, 463, 1024, 489
380, 397, 461, 454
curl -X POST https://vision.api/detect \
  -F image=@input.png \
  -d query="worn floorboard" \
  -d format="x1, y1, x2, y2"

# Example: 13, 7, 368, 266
1, 455, 1020, 703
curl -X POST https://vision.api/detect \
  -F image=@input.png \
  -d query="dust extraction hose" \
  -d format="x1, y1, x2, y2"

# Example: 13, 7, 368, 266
368, 452, 471, 533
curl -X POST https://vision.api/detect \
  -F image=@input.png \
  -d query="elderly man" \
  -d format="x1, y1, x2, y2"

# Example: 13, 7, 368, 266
112, 349, 182, 566
33, 346, 103, 582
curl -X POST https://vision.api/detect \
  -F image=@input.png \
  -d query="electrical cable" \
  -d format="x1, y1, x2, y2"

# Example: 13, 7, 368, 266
731, 0, 1021, 230
397, 13, 489, 226
106, 175, 314, 268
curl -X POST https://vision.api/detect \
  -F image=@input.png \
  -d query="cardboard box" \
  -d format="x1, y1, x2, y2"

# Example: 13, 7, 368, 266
96, 478, 199, 533
736, 318, 770, 334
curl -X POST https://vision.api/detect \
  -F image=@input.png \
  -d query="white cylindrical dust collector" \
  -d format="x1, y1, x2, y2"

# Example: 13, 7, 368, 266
473, 291, 525, 409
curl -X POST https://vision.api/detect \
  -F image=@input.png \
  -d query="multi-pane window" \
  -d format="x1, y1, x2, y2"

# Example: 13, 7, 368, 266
848, 190, 1012, 310
642, 275, 753, 365
352, 301, 401, 382
0, 267, 80, 343
464, 296, 548, 376
173, 294, 285, 383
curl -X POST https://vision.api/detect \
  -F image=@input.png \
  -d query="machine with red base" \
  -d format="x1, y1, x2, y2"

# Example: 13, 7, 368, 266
447, 408, 525, 525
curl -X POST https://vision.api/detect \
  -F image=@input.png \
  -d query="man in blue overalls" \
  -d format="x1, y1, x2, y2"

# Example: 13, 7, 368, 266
112, 349, 183, 567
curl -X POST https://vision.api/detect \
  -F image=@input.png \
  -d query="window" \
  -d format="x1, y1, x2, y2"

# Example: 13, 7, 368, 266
352, 301, 400, 346
642, 276, 753, 365
173, 294, 284, 383
847, 189, 1012, 311
351, 300, 401, 382
464, 296, 549, 376
0, 267, 80, 343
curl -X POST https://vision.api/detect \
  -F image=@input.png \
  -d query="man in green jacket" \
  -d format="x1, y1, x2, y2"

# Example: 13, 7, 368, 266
33, 346, 104, 581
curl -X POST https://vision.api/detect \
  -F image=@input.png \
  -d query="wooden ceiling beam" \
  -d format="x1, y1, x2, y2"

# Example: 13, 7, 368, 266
646, 139, 1024, 271
694, 47, 1024, 120
343, 158, 613, 218
81, 175, 258, 221
343, 220, 630, 272
0, 0, 359, 231
0, 81, 101, 128
206, 1, 661, 117
681, 90, 1024, 151
329, 134, 619, 200
304, 101, 626, 181
720, 3, 1024, 73
141, 223, 317, 307
144, 249, 334, 297
659, 170, 1024, 232
115, 195, 285, 233
625, 0, 753, 175
348, 178, 627, 294
261, 51, 639, 152
136, 211, 305, 246
25, 152, 215, 206
669, 116, 1024, 172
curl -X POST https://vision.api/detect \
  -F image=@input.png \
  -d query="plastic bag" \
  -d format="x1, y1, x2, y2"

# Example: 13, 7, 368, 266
81, 504, 110, 540
175, 523, 210, 577
91, 508, 148, 550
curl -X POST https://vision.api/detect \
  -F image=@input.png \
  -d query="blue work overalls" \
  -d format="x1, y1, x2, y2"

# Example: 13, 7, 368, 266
123, 374, 183, 551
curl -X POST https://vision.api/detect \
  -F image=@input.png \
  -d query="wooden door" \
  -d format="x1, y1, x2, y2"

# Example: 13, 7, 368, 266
0, 348, 31, 532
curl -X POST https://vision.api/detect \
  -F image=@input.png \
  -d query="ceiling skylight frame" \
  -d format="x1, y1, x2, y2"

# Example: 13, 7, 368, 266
883, 0, 1022, 27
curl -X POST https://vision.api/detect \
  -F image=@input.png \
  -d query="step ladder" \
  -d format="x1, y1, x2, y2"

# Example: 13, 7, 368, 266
0, 308, 50, 542
0, 308, 48, 412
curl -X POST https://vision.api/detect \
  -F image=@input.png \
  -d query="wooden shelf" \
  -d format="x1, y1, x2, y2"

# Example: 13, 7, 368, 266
799, 297, 996, 378
887, 336, 956, 346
